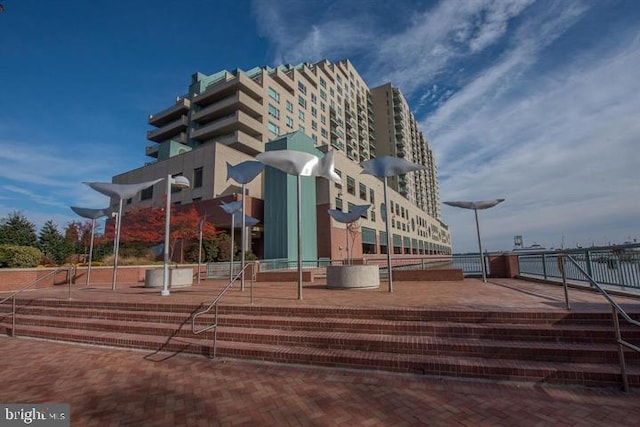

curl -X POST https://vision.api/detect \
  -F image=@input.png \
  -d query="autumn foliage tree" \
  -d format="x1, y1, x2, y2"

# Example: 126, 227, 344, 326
101, 205, 218, 262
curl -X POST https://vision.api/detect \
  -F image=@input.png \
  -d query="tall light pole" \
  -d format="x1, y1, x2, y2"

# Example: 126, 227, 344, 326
360, 156, 425, 292
443, 199, 505, 282
70, 206, 110, 287
84, 179, 163, 290
161, 174, 191, 297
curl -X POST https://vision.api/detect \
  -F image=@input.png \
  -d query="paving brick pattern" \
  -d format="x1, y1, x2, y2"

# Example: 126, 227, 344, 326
1, 338, 639, 426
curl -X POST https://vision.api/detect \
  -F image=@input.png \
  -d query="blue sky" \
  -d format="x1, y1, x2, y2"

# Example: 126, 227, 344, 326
1, 0, 639, 253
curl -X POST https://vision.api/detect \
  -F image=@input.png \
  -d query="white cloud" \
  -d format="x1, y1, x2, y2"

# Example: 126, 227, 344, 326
435, 38, 640, 251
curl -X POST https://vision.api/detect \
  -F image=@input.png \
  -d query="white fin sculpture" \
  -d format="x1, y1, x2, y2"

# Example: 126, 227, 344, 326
70, 206, 111, 287
226, 160, 264, 185
84, 178, 164, 290
225, 160, 265, 292
360, 156, 426, 293
443, 199, 505, 282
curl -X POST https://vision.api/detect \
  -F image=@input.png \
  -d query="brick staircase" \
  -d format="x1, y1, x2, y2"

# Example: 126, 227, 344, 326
1, 298, 639, 389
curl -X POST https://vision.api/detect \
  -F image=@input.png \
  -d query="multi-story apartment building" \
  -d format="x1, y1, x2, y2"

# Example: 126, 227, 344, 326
113, 59, 451, 260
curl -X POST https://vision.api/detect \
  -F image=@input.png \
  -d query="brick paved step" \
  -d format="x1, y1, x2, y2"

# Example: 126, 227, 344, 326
6, 306, 639, 345
3, 315, 638, 365
9, 298, 635, 325
3, 323, 638, 388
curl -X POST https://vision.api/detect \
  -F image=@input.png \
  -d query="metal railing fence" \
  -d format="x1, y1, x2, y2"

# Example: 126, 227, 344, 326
518, 245, 640, 290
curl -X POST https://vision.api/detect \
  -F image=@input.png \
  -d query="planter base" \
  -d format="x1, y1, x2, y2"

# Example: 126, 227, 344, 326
144, 268, 193, 288
326, 265, 379, 289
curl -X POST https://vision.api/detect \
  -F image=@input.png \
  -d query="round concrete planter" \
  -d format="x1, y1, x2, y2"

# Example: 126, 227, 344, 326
144, 268, 193, 288
326, 265, 380, 289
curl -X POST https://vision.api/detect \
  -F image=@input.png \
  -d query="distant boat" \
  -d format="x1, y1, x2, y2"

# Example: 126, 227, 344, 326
513, 243, 547, 252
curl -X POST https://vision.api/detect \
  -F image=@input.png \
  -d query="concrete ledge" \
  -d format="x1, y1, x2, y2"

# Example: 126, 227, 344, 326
392, 269, 463, 281
327, 265, 380, 289
256, 271, 314, 283
144, 268, 193, 288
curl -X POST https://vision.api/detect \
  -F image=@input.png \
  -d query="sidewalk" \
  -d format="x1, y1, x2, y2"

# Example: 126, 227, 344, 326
1, 337, 639, 426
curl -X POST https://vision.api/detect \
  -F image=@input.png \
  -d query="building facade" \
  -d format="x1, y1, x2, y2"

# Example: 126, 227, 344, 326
113, 59, 451, 260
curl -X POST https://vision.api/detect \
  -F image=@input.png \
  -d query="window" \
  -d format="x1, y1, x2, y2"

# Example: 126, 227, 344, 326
298, 81, 306, 94
141, 186, 153, 201
320, 77, 326, 88
268, 104, 280, 119
268, 87, 280, 103
193, 167, 203, 189
311, 120, 317, 131
347, 176, 355, 195
335, 197, 343, 211
371, 210, 376, 222
359, 183, 367, 200
298, 110, 305, 121
369, 189, 375, 204
311, 106, 317, 117
268, 121, 280, 136
286, 116, 294, 128
311, 93, 317, 104
298, 95, 306, 109
286, 100, 294, 113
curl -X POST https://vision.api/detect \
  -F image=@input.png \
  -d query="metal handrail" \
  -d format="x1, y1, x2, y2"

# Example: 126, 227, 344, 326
0, 266, 74, 337
191, 262, 255, 358
562, 254, 640, 391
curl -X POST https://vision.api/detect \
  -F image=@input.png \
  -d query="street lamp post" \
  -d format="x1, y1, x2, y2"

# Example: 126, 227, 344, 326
161, 174, 191, 297
84, 179, 163, 290
443, 199, 505, 282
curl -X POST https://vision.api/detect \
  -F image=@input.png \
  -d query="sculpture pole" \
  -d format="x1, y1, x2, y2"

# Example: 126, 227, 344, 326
297, 174, 303, 299
112, 198, 123, 291
241, 184, 247, 292
383, 176, 393, 292
87, 218, 96, 287
230, 212, 235, 282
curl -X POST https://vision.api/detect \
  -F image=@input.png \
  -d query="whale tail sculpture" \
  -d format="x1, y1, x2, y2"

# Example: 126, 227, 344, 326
226, 161, 265, 185
312, 150, 341, 184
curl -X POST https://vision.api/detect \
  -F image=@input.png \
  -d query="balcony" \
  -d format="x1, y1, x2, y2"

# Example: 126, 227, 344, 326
215, 130, 264, 156
271, 67, 295, 93
192, 91, 262, 124
145, 144, 159, 158
191, 110, 262, 142
146, 116, 189, 142
148, 98, 190, 127
193, 72, 263, 107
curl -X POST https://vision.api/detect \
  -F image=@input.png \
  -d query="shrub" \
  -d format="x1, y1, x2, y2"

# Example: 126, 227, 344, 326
0, 244, 43, 268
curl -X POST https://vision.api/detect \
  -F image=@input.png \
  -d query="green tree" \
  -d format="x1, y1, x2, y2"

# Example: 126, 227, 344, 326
0, 211, 38, 247
38, 220, 72, 265
0, 245, 42, 268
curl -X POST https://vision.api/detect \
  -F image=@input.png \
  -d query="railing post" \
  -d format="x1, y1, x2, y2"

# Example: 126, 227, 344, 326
585, 250, 593, 286
611, 306, 629, 392
542, 254, 548, 280
12, 295, 16, 338
559, 255, 570, 310
68, 266, 72, 301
